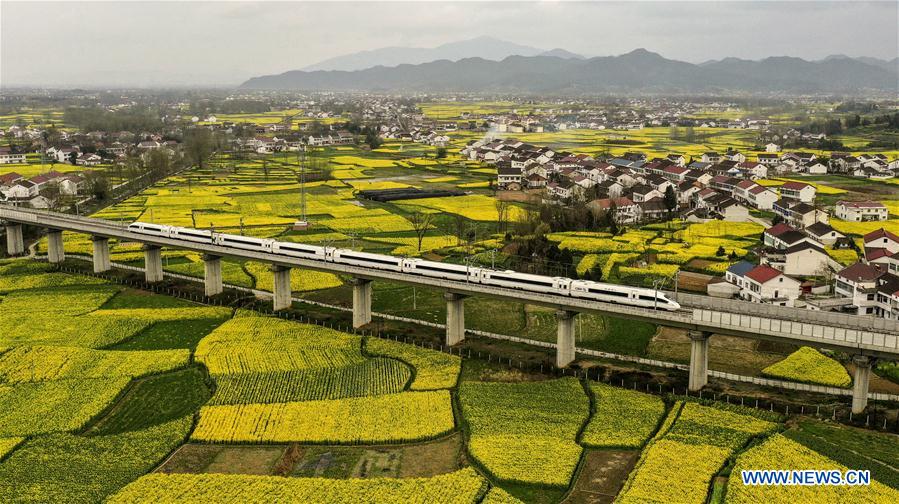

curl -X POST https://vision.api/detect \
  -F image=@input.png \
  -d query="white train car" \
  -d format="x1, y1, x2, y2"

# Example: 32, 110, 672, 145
213, 233, 275, 253
479, 269, 571, 294
127, 222, 172, 238
570, 280, 679, 311
402, 258, 478, 282
171, 226, 213, 244
272, 241, 327, 261
331, 249, 403, 272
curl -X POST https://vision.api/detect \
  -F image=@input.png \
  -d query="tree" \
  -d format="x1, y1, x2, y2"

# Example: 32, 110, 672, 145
40, 183, 64, 212
715, 245, 726, 257
607, 201, 620, 235
183, 128, 215, 170
664, 185, 677, 217
410, 212, 433, 253
495, 199, 511, 234
85, 173, 111, 201
588, 262, 603, 282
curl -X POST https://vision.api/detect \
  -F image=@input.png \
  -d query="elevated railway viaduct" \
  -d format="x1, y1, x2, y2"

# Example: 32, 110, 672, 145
3, 205, 898, 413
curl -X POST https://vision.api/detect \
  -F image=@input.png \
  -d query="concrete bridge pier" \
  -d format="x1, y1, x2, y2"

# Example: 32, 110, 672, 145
271, 265, 292, 311
203, 254, 223, 296
47, 229, 65, 263
144, 245, 164, 283
5, 223, 24, 256
445, 292, 467, 345
352, 278, 373, 328
851, 355, 875, 414
688, 330, 711, 391
556, 310, 578, 367
91, 236, 111, 273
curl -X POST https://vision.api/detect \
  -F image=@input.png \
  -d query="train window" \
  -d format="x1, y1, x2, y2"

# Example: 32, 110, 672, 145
279, 245, 317, 253
222, 237, 264, 246
341, 254, 399, 266
588, 288, 628, 297
638, 295, 657, 301
416, 264, 466, 274
490, 274, 553, 287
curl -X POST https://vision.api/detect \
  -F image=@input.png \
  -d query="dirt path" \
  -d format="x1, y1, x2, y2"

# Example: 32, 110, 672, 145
563, 449, 640, 504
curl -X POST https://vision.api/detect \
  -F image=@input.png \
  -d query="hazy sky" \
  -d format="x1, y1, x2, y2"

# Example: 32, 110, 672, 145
2, 1, 897, 87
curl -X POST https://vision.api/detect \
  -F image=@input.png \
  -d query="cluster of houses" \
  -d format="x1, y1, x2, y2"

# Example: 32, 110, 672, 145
237, 130, 356, 153
462, 138, 898, 227
0, 170, 88, 207
714, 224, 898, 319
379, 125, 451, 146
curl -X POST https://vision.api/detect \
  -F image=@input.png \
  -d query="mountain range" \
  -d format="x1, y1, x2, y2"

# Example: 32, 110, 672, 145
241, 47, 898, 94
300, 36, 584, 72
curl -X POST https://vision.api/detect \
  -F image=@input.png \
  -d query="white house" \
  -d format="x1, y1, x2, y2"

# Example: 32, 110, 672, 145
765, 143, 780, 153
782, 241, 834, 276
0, 147, 26, 164
835, 262, 885, 316
835, 200, 888, 222
778, 181, 816, 203
747, 185, 778, 210
740, 265, 802, 306
804, 222, 845, 246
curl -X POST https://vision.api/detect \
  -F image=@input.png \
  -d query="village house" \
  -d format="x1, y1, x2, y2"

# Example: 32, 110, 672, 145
76, 153, 102, 167
772, 199, 827, 228
776, 241, 835, 276
1, 179, 36, 200
587, 197, 639, 224
0, 147, 26, 164
746, 185, 778, 210
737, 265, 802, 307
58, 174, 86, 195
778, 181, 816, 203
835, 262, 886, 316
757, 153, 781, 167
804, 222, 846, 247
835, 200, 888, 222
864, 229, 899, 274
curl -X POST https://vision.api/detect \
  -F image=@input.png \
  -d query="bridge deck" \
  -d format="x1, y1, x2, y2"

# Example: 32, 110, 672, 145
3, 205, 897, 359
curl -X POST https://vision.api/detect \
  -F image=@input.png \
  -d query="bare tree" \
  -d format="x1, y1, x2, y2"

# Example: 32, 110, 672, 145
453, 214, 467, 246
40, 183, 64, 212
410, 212, 434, 253
495, 199, 511, 234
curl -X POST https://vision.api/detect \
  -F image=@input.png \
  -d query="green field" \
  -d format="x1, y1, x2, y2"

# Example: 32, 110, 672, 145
1, 258, 899, 502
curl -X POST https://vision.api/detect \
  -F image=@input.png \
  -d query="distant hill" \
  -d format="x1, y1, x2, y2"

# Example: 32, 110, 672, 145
241, 48, 898, 94
301, 36, 544, 72
539, 48, 585, 60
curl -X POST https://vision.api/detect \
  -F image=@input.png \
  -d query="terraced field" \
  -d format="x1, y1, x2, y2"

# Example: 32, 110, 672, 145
1, 257, 898, 502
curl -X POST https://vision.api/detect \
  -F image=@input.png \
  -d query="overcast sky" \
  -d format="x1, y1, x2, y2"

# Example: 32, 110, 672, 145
2, 1, 897, 88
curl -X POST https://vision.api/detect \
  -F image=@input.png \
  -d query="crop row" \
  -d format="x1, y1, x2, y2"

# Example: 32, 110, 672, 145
208, 357, 410, 405
0, 416, 192, 503
108, 467, 487, 504
0, 346, 189, 384
581, 383, 666, 449
458, 377, 589, 487
726, 434, 899, 503
617, 401, 779, 504
365, 338, 461, 390
0, 377, 130, 437
192, 391, 455, 444
195, 315, 364, 375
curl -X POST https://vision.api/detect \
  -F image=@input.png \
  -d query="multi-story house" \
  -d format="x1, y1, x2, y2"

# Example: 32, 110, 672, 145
835, 201, 888, 222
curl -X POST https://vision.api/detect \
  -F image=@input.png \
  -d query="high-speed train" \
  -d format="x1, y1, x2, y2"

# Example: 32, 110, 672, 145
126, 221, 681, 311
